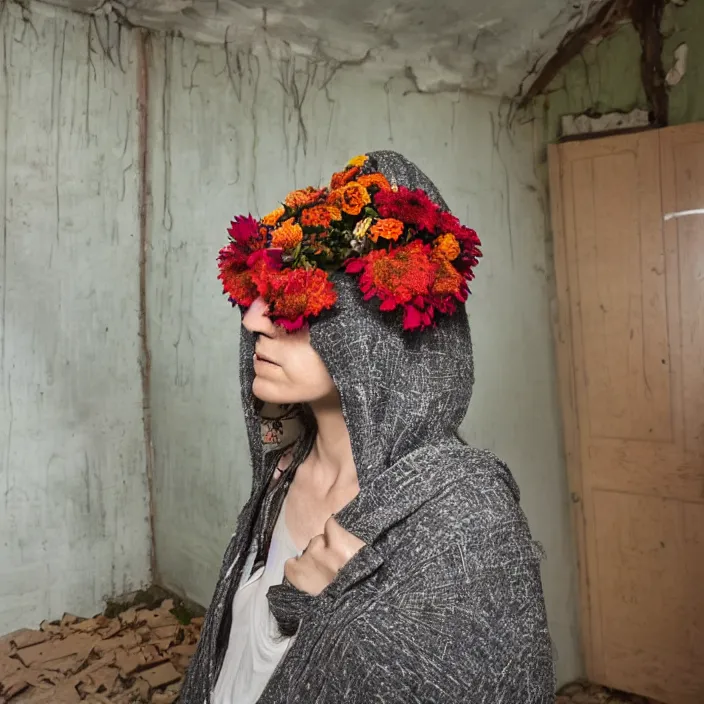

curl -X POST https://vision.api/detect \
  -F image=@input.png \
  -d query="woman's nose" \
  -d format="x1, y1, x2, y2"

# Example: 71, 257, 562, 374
242, 297, 278, 336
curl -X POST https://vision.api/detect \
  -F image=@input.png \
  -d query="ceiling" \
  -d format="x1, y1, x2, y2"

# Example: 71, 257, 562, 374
44, 0, 608, 95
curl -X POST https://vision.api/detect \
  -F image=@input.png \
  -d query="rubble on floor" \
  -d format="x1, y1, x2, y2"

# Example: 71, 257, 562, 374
557, 680, 664, 704
0, 599, 202, 703
1, 603, 666, 704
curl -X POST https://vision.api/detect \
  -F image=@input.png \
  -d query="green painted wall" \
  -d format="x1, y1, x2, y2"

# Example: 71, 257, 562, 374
536, 0, 704, 142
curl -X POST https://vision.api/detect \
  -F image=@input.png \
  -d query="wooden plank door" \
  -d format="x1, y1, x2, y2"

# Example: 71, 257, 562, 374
549, 125, 704, 704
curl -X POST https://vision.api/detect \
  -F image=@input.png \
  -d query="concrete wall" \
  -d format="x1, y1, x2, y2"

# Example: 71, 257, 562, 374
147, 37, 581, 683
0, 5, 151, 633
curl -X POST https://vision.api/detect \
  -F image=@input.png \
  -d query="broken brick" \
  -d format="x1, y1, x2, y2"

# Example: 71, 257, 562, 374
151, 625, 180, 641
139, 661, 181, 689
1, 673, 30, 700
80, 665, 119, 697
117, 608, 139, 627
171, 642, 197, 657
136, 608, 179, 630
97, 620, 123, 640
70, 616, 108, 634
14, 633, 93, 668
39, 621, 62, 636
0, 600, 204, 704
9, 630, 49, 650
92, 631, 140, 655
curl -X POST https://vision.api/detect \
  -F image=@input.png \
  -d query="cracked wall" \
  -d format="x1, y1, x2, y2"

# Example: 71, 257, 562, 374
41, 0, 610, 98
537, 0, 704, 142
0, 1, 582, 685
147, 36, 581, 685
0, 3, 151, 634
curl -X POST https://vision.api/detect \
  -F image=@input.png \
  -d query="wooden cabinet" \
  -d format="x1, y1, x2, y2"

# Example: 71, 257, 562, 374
549, 124, 704, 704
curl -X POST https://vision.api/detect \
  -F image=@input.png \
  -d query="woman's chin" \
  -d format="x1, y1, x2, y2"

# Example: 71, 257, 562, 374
252, 377, 285, 405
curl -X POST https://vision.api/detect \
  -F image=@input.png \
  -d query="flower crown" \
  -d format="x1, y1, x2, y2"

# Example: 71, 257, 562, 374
217, 155, 481, 332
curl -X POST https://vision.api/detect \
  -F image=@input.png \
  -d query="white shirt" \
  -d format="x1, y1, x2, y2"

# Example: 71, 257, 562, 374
213, 501, 301, 704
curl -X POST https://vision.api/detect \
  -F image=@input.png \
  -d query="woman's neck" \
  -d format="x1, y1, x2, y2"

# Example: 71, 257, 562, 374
306, 393, 357, 495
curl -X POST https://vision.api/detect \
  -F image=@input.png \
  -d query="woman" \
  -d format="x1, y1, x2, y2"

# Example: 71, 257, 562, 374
180, 151, 555, 703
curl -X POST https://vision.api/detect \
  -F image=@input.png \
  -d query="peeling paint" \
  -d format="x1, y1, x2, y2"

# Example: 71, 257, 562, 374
665, 43, 688, 86
36, 0, 611, 97
664, 0, 704, 124
536, 0, 704, 142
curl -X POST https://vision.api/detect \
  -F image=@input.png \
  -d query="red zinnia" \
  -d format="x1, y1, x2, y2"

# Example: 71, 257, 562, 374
218, 243, 259, 307
434, 210, 482, 277
227, 214, 260, 246
436, 212, 480, 248
435, 211, 461, 237
346, 241, 435, 311
373, 187, 439, 233
265, 268, 337, 331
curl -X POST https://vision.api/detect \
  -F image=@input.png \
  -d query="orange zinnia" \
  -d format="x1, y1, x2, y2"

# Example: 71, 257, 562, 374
330, 166, 360, 190
271, 218, 303, 250
261, 206, 285, 226
328, 182, 370, 216
431, 258, 463, 296
433, 233, 461, 261
284, 187, 325, 209
300, 205, 342, 228
357, 173, 391, 191
370, 218, 404, 243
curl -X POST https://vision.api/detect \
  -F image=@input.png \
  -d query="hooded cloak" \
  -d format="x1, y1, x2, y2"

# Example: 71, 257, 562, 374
180, 151, 555, 703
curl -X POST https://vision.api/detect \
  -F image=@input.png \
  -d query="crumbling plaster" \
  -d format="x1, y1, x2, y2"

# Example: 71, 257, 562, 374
32, 0, 609, 96
536, 0, 703, 141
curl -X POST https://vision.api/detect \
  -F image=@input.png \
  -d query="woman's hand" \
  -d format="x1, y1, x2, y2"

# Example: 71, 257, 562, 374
284, 517, 366, 596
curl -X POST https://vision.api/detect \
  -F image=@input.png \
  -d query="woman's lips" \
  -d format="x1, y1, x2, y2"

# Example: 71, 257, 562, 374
254, 352, 279, 366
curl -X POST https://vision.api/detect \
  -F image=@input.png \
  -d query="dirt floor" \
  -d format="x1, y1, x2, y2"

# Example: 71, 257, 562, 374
0, 594, 664, 704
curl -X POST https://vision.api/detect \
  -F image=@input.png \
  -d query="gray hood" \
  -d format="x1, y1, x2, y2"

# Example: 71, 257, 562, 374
238, 150, 475, 489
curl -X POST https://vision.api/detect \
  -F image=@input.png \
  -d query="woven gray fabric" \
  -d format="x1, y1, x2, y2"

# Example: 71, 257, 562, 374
179, 151, 555, 703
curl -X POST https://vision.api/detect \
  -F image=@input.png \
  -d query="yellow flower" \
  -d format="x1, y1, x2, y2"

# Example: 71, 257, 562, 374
433, 233, 461, 261
261, 206, 285, 226
347, 155, 368, 168
353, 217, 373, 239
